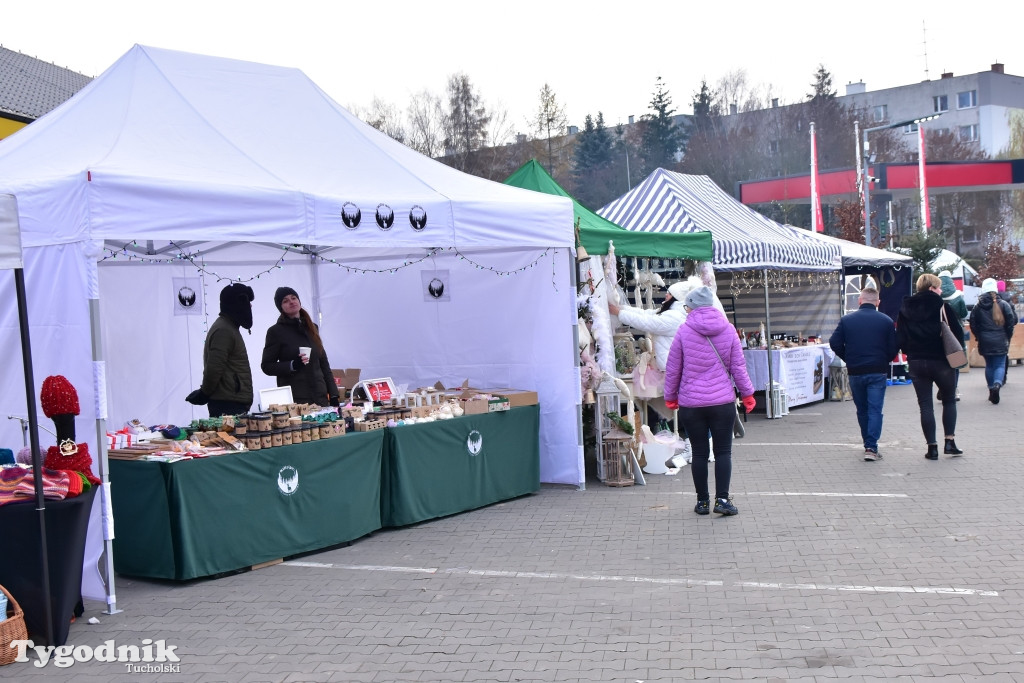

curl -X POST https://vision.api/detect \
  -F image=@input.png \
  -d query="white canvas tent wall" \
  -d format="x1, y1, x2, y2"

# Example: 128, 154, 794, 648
0, 46, 580, 610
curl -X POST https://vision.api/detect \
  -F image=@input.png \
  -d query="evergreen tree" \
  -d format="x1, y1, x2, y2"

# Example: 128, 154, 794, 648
638, 77, 687, 176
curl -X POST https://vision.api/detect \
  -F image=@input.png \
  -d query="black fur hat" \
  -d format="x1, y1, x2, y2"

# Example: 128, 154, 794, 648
220, 283, 255, 330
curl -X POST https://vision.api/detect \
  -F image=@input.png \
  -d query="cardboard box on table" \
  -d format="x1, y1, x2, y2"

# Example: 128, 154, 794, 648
331, 368, 362, 398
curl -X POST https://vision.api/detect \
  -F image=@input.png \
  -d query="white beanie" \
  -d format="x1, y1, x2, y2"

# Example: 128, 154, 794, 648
667, 281, 688, 301
981, 278, 998, 294
937, 270, 952, 278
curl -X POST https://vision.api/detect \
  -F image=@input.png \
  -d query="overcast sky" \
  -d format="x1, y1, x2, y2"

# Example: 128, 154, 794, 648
5, 0, 1020, 136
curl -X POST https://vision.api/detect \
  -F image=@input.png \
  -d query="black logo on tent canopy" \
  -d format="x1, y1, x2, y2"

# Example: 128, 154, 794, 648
177, 286, 196, 308
409, 205, 427, 231
428, 278, 444, 299
376, 204, 395, 230
341, 202, 361, 229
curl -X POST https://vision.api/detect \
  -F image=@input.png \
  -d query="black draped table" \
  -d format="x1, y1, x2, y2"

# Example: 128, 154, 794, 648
0, 486, 96, 646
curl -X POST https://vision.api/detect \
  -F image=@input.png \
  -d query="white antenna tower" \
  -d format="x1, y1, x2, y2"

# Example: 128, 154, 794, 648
922, 21, 930, 80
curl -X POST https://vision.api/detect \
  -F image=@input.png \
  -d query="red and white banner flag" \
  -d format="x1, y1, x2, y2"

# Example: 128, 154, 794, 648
810, 123, 824, 232
918, 125, 931, 231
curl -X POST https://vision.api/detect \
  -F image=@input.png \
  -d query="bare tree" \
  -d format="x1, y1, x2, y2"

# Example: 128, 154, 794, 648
406, 89, 445, 158
352, 97, 406, 143
532, 83, 569, 173
442, 73, 490, 174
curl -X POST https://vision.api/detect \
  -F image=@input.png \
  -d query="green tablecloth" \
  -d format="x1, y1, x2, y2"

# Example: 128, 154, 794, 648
382, 405, 540, 527
110, 430, 384, 580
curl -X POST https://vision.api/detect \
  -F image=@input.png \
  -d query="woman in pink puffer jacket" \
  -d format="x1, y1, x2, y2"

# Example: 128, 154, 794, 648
664, 286, 755, 516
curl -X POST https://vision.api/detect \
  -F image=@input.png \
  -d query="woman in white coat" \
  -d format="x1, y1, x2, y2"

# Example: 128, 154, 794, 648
608, 276, 711, 429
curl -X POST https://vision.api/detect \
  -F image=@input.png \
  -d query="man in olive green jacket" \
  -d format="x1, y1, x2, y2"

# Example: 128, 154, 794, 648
186, 283, 255, 417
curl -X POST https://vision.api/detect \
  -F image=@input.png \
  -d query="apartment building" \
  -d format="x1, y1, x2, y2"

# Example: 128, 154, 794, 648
840, 63, 1024, 157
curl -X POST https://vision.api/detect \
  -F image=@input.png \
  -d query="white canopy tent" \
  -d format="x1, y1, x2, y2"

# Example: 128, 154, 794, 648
0, 46, 581, 611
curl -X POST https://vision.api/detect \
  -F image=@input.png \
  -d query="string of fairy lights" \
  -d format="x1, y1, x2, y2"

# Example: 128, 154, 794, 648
99, 242, 553, 279
728, 269, 840, 295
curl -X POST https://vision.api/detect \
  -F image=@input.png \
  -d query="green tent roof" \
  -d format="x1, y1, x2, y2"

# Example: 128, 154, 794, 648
503, 159, 712, 260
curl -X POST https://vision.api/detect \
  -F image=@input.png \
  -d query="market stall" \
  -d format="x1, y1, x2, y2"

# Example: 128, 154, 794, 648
0, 46, 578, 611
599, 170, 842, 410
742, 344, 836, 407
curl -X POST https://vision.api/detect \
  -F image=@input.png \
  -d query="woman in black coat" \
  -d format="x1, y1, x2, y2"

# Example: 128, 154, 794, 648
895, 274, 964, 460
969, 278, 1017, 404
261, 287, 340, 407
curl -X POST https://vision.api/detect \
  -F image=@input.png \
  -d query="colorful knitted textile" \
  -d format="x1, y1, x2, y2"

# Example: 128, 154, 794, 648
41, 375, 80, 418
0, 466, 71, 506
44, 442, 101, 486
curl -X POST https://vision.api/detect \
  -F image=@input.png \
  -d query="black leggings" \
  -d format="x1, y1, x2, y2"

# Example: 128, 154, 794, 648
908, 358, 957, 445
678, 402, 736, 500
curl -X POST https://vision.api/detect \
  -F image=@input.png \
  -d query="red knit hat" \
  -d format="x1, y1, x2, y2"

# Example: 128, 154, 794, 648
41, 375, 80, 418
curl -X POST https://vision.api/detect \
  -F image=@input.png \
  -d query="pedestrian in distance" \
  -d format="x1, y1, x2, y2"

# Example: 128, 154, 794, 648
185, 282, 255, 417
969, 278, 1017, 405
829, 286, 897, 461
937, 270, 968, 401
664, 286, 755, 516
997, 280, 1016, 385
895, 274, 964, 460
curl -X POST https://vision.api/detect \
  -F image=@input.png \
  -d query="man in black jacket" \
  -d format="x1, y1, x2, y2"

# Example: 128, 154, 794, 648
829, 287, 898, 461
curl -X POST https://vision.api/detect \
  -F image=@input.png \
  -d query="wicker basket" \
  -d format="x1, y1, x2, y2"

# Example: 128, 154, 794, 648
0, 584, 29, 666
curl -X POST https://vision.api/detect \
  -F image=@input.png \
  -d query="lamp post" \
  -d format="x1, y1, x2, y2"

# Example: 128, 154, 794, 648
861, 113, 942, 246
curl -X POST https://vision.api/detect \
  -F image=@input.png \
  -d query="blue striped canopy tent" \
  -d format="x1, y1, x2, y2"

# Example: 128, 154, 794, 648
600, 170, 844, 403
598, 169, 841, 272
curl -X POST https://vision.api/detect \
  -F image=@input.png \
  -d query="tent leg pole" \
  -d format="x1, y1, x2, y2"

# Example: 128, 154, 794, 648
763, 269, 774, 418
16, 268, 56, 645
570, 249, 585, 491
89, 292, 120, 615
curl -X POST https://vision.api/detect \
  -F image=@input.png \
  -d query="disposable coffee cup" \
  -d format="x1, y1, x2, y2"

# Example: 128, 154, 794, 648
299, 346, 311, 363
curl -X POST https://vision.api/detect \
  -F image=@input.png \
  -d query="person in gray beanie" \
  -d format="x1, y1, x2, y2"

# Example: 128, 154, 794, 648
664, 286, 755, 516
185, 283, 255, 417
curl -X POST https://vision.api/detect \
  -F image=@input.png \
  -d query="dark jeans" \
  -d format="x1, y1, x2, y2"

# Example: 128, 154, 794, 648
678, 402, 736, 500
208, 399, 251, 418
848, 373, 887, 451
907, 359, 957, 444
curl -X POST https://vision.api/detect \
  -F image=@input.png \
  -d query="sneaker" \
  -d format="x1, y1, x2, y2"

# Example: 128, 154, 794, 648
863, 448, 880, 461
694, 499, 710, 515
713, 498, 738, 515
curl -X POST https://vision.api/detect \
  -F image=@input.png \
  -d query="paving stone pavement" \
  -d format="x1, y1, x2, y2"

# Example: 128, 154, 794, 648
3, 367, 1024, 682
